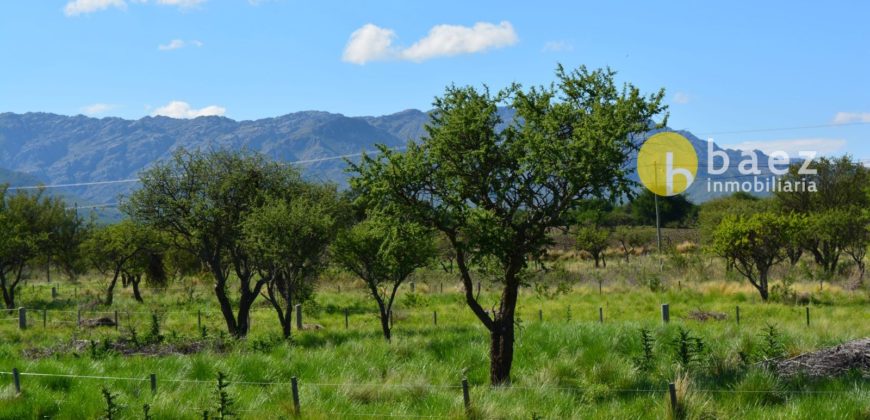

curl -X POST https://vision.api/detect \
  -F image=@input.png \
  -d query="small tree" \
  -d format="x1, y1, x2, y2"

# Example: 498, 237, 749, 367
712, 212, 800, 301
332, 216, 435, 341
242, 192, 341, 338
84, 220, 163, 305
612, 226, 655, 262
1, 187, 84, 308
575, 225, 609, 268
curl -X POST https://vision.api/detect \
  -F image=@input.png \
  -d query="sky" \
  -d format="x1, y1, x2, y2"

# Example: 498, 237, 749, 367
1, 0, 869, 158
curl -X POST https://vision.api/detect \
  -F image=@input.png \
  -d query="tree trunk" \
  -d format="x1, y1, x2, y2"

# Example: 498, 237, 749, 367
379, 305, 392, 341
105, 269, 120, 306
489, 270, 519, 385
131, 275, 144, 303
757, 271, 769, 301
489, 317, 515, 385
1, 278, 14, 310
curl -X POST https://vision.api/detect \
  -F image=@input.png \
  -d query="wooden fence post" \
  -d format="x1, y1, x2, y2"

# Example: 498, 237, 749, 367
291, 376, 300, 415
77, 309, 82, 328
668, 382, 678, 415
12, 368, 20, 394
806, 307, 810, 327
344, 308, 349, 329
43, 309, 47, 328
150, 373, 157, 396
661, 304, 670, 323
51, 287, 57, 299
735, 306, 740, 325
433, 310, 437, 326
114, 310, 119, 330
18, 307, 26, 330
538, 309, 543, 322
598, 307, 604, 323
461, 377, 470, 413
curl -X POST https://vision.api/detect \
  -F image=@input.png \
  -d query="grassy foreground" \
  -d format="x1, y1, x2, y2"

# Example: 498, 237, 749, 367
1, 257, 869, 419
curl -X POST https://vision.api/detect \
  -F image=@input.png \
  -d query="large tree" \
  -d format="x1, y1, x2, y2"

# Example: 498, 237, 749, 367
332, 215, 434, 341
124, 149, 306, 338
350, 65, 666, 384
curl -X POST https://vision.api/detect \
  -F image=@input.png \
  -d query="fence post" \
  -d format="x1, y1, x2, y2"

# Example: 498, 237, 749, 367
150, 373, 157, 395
291, 376, 300, 415
661, 304, 670, 323
598, 307, 604, 323
344, 308, 349, 329
668, 382, 678, 415
77, 309, 82, 328
51, 287, 57, 299
114, 310, 119, 330
461, 377, 470, 413
18, 307, 26, 330
295, 304, 303, 330
12, 368, 20, 394
197, 310, 202, 331
433, 310, 437, 326
806, 307, 810, 327
43, 309, 47, 328
735, 306, 740, 325
439, 282, 443, 293
538, 309, 543, 322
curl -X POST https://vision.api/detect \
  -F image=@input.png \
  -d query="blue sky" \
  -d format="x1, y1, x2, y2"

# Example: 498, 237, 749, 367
1, 0, 869, 158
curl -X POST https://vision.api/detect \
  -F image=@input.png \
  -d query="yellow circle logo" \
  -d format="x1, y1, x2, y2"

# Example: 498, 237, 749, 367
637, 132, 698, 196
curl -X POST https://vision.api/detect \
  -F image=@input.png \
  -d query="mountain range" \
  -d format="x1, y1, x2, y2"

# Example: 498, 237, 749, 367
0, 110, 773, 217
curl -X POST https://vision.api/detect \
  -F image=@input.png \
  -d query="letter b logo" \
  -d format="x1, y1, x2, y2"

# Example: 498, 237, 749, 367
637, 132, 698, 196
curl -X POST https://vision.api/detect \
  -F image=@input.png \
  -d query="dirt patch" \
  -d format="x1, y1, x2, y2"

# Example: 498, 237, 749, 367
771, 337, 870, 378
687, 309, 727, 322
81, 317, 116, 328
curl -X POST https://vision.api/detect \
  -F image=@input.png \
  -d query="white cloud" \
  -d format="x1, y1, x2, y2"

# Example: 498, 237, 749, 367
723, 138, 846, 156
64, 0, 126, 16
342, 21, 518, 64
152, 101, 226, 118
158, 39, 203, 51
155, 0, 206, 8
64, 0, 204, 15
400, 21, 518, 62
673, 92, 690, 105
542, 40, 573, 53
81, 103, 119, 116
833, 112, 870, 124
342, 24, 397, 65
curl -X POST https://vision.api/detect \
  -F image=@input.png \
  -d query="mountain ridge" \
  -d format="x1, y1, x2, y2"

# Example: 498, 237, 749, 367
0, 110, 772, 212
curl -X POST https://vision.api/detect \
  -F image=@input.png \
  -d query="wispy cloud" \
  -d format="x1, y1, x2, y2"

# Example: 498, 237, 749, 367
673, 92, 690, 105
64, 0, 205, 16
158, 39, 203, 51
81, 103, 120, 116
343, 21, 518, 64
722, 138, 846, 156
64, 0, 126, 16
542, 40, 573, 53
152, 101, 225, 119
833, 112, 870, 124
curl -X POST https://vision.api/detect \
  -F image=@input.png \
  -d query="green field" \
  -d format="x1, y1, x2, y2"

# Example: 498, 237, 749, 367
1, 256, 868, 419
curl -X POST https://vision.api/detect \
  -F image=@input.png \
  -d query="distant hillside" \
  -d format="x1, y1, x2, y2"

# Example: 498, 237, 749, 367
0, 110, 776, 210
